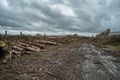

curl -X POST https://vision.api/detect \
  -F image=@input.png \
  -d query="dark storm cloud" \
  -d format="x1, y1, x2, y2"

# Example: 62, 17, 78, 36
0, 0, 120, 35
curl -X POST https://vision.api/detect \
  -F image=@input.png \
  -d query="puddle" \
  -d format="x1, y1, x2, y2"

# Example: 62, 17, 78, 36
81, 43, 120, 80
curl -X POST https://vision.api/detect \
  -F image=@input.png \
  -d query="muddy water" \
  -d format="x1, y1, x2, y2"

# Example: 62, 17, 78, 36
81, 44, 120, 80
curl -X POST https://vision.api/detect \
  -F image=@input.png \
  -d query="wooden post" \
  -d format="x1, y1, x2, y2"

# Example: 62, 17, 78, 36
20, 32, 22, 38
4, 30, 7, 40
5, 30, 7, 36
20, 32, 22, 36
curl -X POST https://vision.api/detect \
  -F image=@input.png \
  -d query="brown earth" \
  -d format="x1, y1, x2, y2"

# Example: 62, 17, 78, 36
0, 42, 120, 80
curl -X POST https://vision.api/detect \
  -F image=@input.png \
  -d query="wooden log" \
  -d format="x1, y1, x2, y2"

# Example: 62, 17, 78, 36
24, 51, 32, 54
16, 44, 26, 49
39, 40, 57, 45
17, 42, 29, 47
0, 41, 6, 48
12, 45, 24, 51
16, 44, 40, 52
21, 41, 45, 49
10, 50, 21, 55
29, 42, 45, 49
45, 71, 63, 80
25, 46, 40, 52
10, 50, 21, 58
1, 52, 10, 63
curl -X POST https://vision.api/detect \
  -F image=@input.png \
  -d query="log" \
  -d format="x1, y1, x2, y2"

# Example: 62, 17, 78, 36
24, 51, 32, 54
10, 50, 22, 58
1, 52, 10, 63
12, 45, 24, 51
45, 71, 62, 80
16, 44, 26, 49
39, 40, 57, 45
25, 46, 40, 52
0, 41, 6, 48
16, 44, 40, 52
30, 42, 45, 49
21, 41, 45, 49
10, 50, 21, 55
17, 42, 29, 47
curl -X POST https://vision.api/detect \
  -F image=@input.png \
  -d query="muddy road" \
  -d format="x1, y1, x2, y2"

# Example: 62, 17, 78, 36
0, 43, 120, 80
81, 44, 120, 80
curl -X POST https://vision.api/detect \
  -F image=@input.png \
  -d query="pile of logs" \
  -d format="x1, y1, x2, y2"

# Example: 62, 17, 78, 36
0, 40, 57, 63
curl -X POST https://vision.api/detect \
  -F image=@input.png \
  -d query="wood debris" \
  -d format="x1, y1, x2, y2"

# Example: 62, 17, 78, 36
0, 40, 58, 62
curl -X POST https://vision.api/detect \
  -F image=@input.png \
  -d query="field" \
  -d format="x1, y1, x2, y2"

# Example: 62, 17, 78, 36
0, 34, 120, 80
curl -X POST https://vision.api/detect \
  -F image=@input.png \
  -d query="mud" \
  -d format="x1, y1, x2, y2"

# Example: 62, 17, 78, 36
0, 43, 120, 80
81, 44, 120, 80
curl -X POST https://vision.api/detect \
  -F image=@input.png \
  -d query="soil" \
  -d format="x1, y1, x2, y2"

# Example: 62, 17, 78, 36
0, 42, 120, 80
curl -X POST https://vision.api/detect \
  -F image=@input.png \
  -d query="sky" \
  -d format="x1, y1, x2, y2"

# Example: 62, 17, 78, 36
0, 0, 120, 36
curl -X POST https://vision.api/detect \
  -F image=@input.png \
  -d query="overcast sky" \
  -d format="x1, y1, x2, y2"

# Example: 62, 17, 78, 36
0, 0, 120, 35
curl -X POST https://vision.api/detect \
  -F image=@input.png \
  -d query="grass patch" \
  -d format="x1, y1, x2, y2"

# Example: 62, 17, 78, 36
103, 45, 120, 51
92, 35, 120, 51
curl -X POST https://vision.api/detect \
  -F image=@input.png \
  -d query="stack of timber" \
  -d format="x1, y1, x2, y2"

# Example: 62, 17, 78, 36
0, 40, 58, 62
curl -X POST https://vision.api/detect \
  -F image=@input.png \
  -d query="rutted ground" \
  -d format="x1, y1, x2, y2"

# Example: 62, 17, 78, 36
81, 44, 120, 80
0, 43, 120, 80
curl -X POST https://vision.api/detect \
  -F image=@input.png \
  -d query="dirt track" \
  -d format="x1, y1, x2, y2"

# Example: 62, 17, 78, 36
0, 43, 120, 80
